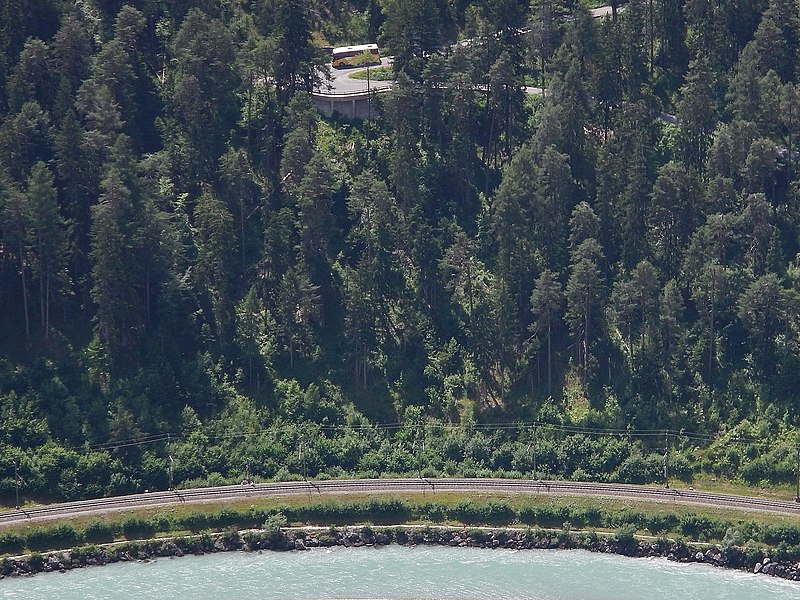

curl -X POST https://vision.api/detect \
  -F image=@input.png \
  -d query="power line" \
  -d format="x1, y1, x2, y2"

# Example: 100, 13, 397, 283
55, 418, 777, 457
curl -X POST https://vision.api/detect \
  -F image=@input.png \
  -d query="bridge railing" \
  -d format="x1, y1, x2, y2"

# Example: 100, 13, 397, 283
312, 86, 393, 99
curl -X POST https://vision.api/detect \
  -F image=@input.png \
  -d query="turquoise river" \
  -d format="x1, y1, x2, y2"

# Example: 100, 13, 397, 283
1, 545, 799, 600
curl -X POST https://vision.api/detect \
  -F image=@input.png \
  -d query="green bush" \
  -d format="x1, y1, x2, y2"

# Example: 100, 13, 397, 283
348, 66, 393, 81
363, 496, 412, 522
121, 517, 156, 540
741, 456, 771, 485
613, 524, 639, 554
27, 552, 43, 570
26, 524, 81, 551
467, 528, 489, 542
572, 506, 605, 528
669, 453, 695, 482
678, 514, 726, 541
774, 542, 800, 562
181, 511, 212, 532
220, 527, 242, 547
71, 544, 100, 561
416, 501, 447, 522
761, 524, 800, 546
451, 500, 513, 525
518, 505, 573, 528
644, 513, 679, 535
82, 520, 117, 543
613, 510, 646, 529
0, 532, 25, 554
451, 500, 514, 525
262, 512, 288, 547
617, 452, 662, 484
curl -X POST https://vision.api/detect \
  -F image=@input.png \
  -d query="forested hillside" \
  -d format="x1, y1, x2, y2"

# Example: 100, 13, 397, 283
1, 0, 799, 501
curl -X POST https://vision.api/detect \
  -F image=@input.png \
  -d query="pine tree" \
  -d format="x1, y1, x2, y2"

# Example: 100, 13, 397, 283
26, 161, 67, 337
90, 167, 137, 360
5, 38, 54, 113
530, 269, 563, 398
1, 173, 31, 337
566, 237, 603, 390
193, 188, 237, 345
676, 54, 716, 171
272, 0, 325, 104
380, 0, 454, 81
235, 286, 274, 390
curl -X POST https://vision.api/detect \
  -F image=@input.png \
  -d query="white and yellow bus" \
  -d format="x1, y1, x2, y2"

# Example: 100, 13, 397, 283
331, 44, 381, 68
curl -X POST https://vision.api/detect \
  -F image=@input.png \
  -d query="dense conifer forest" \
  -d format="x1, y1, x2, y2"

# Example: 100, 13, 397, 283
1, 0, 799, 501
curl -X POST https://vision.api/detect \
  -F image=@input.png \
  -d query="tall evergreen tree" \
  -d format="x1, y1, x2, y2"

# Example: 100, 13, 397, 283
26, 161, 67, 337
272, 0, 325, 104
530, 269, 563, 398
380, 0, 454, 81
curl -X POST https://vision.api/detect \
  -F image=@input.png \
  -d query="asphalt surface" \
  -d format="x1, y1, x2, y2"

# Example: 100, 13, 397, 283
2, 478, 799, 527
316, 58, 394, 96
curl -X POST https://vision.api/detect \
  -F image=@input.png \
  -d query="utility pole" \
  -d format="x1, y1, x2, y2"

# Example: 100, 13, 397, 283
795, 440, 799, 502
14, 459, 20, 509
299, 429, 308, 482
663, 431, 669, 489
168, 454, 174, 491
532, 424, 538, 480
415, 420, 423, 480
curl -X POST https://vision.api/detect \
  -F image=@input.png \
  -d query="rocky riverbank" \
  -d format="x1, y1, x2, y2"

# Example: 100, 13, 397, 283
1, 525, 798, 582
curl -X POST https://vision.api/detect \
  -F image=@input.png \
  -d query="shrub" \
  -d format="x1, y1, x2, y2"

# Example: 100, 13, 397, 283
669, 453, 695, 482
467, 528, 489, 542
774, 542, 800, 562
348, 51, 381, 68
82, 520, 117, 543
678, 514, 726, 541
0, 532, 25, 554
220, 528, 242, 547
71, 544, 100, 561
26, 524, 81, 551
617, 452, 662, 484
121, 517, 156, 540
484, 501, 515, 525
582, 530, 599, 547
182, 511, 211, 532
529, 505, 573, 528
761, 524, 800, 546
644, 513, 679, 535
572, 506, 605, 528
416, 502, 447, 522
261, 513, 289, 549
27, 552, 44, 570
364, 496, 412, 523
613, 510, 646, 529
613, 524, 639, 554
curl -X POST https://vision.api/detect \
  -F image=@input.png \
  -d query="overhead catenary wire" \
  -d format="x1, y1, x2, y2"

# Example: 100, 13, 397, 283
69, 419, 774, 454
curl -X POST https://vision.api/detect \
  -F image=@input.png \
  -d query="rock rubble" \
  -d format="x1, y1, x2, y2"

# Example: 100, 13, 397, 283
1, 526, 798, 583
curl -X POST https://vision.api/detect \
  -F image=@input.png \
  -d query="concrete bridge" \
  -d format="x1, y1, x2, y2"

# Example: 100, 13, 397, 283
312, 89, 385, 119
313, 57, 393, 119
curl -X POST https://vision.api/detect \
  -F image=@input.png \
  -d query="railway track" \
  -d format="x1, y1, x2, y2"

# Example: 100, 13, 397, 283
0, 479, 800, 525
1, 479, 799, 527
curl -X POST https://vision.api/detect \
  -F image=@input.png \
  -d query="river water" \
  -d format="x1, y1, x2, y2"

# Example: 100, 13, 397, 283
1, 545, 798, 600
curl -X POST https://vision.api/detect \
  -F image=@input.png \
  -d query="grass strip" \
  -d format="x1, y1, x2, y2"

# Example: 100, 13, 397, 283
2, 492, 800, 558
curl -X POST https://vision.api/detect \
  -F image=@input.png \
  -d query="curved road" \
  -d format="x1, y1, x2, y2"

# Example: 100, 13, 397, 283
316, 58, 394, 96
2, 478, 799, 527
316, 3, 619, 97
